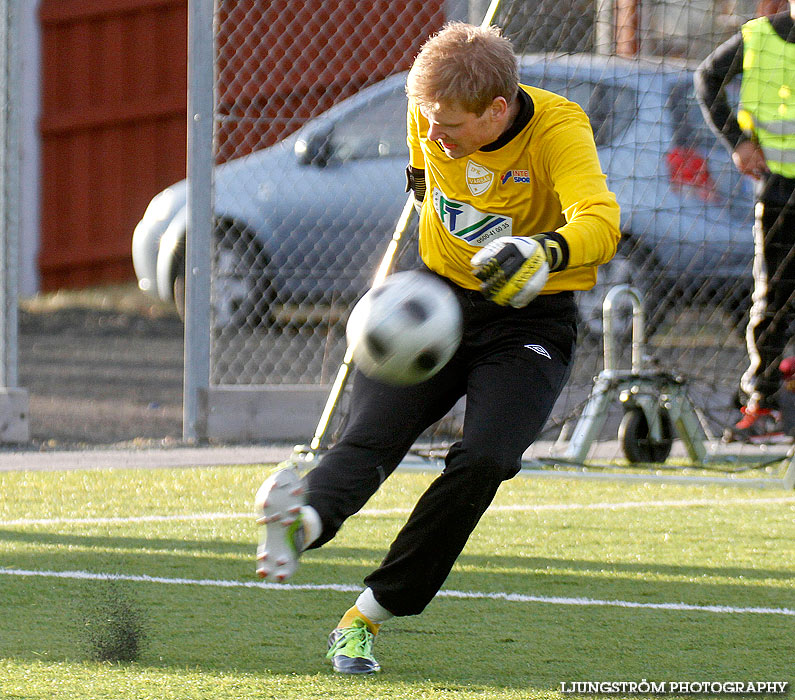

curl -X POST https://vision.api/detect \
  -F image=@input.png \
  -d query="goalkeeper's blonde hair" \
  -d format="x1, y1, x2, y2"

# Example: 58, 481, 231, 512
406, 22, 518, 116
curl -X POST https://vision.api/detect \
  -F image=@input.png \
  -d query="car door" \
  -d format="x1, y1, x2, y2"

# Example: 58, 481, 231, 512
268, 81, 410, 304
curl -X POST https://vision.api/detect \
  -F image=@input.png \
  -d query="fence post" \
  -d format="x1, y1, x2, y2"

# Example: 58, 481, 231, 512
0, 0, 29, 444
183, 0, 215, 442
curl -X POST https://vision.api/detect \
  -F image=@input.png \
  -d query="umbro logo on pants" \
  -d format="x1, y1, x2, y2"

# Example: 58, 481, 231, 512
524, 344, 551, 359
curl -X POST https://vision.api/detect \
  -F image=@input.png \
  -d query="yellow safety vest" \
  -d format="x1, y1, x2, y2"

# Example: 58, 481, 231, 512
740, 16, 795, 177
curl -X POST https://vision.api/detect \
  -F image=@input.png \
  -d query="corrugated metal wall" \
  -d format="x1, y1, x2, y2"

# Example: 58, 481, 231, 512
38, 0, 188, 290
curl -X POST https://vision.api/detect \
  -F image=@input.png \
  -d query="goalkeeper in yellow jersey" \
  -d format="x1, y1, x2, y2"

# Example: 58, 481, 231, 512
255, 22, 621, 674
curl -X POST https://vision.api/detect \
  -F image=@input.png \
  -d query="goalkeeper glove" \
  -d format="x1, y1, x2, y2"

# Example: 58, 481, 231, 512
470, 233, 569, 308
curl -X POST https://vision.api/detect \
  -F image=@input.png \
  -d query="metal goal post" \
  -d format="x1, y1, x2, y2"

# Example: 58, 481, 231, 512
0, 0, 29, 444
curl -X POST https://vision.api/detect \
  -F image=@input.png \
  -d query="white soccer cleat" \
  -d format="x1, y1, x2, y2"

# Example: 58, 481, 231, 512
254, 466, 306, 582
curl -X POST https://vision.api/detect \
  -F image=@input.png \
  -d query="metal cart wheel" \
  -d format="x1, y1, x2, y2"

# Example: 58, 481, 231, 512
618, 406, 674, 463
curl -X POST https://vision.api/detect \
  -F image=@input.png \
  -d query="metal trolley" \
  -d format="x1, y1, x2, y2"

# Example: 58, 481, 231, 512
549, 284, 795, 490
563, 284, 708, 465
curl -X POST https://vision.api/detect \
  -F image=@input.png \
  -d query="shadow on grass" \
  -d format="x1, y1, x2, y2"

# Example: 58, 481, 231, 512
1, 527, 792, 586
1, 537, 793, 689
2, 575, 793, 691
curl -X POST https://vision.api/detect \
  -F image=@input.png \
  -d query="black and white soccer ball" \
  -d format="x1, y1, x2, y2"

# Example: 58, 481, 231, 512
346, 271, 463, 385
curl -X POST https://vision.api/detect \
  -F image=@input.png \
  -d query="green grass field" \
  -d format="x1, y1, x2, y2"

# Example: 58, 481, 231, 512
0, 464, 793, 699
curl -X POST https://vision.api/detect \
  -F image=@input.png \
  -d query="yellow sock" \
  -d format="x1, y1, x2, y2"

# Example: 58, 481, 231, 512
337, 605, 380, 635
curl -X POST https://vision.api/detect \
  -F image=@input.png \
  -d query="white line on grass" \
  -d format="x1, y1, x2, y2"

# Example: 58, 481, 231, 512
0, 512, 242, 526
1, 568, 793, 616
2, 496, 793, 527
366, 495, 795, 517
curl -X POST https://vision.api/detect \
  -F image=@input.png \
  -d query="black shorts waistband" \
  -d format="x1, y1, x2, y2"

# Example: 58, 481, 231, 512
413, 264, 577, 321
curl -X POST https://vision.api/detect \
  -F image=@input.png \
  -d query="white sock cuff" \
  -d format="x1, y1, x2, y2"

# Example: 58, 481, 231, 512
299, 505, 322, 548
356, 587, 394, 624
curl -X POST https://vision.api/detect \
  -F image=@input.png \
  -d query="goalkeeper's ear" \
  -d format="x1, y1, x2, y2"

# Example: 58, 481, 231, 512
405, 165, 426, 215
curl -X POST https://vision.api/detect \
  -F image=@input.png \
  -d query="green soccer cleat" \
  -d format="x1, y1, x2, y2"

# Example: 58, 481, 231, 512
254, 465, 305, 582
326, 618, 381, 674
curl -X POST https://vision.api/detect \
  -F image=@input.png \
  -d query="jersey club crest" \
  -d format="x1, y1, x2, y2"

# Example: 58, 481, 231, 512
466, 161, 494, 196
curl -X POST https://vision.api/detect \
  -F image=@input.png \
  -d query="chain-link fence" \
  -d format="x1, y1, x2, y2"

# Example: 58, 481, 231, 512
0, 0, 29, 443
192, 0, 448, 438
176, 0, 795, 478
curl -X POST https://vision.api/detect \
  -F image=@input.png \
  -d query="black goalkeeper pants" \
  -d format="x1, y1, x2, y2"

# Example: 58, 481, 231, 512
304, 280, 577, 617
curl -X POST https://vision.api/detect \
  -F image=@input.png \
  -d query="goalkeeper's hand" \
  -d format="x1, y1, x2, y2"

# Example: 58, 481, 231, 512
470, 233, 569, 308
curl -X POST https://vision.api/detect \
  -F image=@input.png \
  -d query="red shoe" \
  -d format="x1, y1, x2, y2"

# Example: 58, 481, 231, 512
723, 406, 788, 444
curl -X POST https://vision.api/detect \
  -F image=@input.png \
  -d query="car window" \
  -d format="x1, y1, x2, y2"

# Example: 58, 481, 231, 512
666, 79, 723, 149
331, 86, 408, 161
521, 73, 637, 146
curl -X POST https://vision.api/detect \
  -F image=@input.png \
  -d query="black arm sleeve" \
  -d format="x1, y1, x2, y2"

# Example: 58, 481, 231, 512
405, 165, 426, 206
693, 32, 746, 153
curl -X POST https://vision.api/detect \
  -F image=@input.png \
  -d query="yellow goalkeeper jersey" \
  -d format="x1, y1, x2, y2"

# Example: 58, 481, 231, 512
407, 84, 621, 292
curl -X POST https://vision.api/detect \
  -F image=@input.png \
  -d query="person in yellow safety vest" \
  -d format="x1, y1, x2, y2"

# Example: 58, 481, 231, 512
695, 0, 795, 443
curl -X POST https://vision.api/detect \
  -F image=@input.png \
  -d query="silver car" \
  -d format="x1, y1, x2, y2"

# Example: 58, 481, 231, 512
132, 54, 754, 334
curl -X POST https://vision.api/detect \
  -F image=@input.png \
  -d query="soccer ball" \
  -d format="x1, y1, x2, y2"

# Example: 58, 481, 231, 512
346, 271, 463, 385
